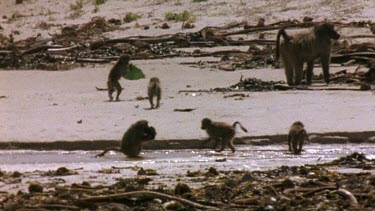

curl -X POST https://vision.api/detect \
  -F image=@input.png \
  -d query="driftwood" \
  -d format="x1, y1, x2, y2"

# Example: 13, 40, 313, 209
274, 84, 364, 91
174, 108, 197, 112
79, 190, 219, 210
220, 22, 315, 37
335, 188, 359, 208
1, 19, 375, 70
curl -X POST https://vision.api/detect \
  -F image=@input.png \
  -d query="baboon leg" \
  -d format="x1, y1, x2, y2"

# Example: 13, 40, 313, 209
321, 55, 330, 84
107, 80, 115, 101
298, 139, 304, 154
294, 61, 304, 85
113, 80, 122, 101
283, 59, 294, 86
306, 61, 314, 85
288, 135, 292, 151
216, 135, 234, 153
292, 139, 299, 154
156, 94, 161, 108
149, 96, 154, 109
228, 140, 236, 153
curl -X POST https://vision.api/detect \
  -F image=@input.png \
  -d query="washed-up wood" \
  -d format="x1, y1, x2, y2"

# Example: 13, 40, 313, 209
79, 190, 218, 210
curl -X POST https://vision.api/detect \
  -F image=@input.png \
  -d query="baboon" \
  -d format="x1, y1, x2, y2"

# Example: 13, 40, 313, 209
148, 77, 161, 109
257, 18, 265, 27
288, 121, 309, 154
276, 22, 341, 86
107, 55, 130, 101
200, 118, 248, 153
96, 120, 156, 158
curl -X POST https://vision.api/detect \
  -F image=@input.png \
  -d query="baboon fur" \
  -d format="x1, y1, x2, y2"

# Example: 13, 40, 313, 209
107, 55, 130, 101
276, 22, 340, 86
288, 121, 309, 155
148, 77, 161, 109
200, 118, 248, 153
96, 120, 156, 158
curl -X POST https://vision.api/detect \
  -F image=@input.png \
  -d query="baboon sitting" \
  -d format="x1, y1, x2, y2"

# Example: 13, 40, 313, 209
107, 55, 130, 101
288, 121, 309, 154
148, 77, 161, 109
276, 22, 340, 86
96, 120, 156, 158
200, 118, 248, 153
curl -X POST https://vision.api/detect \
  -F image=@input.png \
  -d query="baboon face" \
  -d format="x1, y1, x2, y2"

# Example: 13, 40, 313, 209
150, 77, 160, 83
201, 118, 212, 130
292, 121, 304, 128
315, 23, 340, 40
143, 126, 157, 140
119, 55, 130, 64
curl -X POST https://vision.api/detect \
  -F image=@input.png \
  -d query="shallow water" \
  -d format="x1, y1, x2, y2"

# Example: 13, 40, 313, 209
1, 144, 374, 173
1, 144, 374, 193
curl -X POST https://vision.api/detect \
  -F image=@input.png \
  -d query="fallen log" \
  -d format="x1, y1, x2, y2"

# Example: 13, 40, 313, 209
274, 84, 364, 91
227, 39, 276, 46
79, 190, 218, 210
220, 22, 314, 37
47, 45, 79, 52
21, 44, 63, 55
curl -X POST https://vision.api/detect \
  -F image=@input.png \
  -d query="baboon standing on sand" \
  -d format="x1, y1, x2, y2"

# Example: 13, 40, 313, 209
276, 22, 340, 85
107, 55, 130, 101
288, 121, 309, 155
148, 77, 161, 109
96, 120, 156, 158
200, 118, 248, 153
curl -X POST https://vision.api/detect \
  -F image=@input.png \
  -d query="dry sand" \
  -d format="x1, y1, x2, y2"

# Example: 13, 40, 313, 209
0, 0, 375, 143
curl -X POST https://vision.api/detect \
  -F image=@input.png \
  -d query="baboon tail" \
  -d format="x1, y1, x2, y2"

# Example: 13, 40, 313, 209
275, 28, 291, 60
233, 121, 248, 133
96, 147, 121, 157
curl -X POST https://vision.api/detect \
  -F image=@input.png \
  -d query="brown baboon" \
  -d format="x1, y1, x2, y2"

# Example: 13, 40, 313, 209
200, 118, 248, 153
107, 55, 130, 101
276, 22, 341, 86
257, 18, 265, 27
148, 77, 161, 109
288, 121, 309, 154
96, 120, 156, 158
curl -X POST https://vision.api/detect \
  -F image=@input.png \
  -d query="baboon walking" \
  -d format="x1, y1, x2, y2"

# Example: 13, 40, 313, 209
288, 121, 309, 155
148, 77, 161, 109
200, 118, 248, 153
276, 22, 340, 85
107, 55, 130, 101
96, 120, 156, 158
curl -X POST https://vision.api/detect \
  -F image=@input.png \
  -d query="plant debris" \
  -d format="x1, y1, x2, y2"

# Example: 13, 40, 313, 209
0, 153, 374, 210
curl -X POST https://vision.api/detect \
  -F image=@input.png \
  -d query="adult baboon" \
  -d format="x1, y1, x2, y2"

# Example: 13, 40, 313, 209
148, 77, 161, 109
107, 55, 130, 101
288, 121, 309, 154
96, 120, 156, 158
276, 22, 340, 85
200, 118, 248, 153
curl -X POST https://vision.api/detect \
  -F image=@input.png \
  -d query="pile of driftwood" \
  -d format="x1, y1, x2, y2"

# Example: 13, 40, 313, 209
0, 16, 374, 70
1, 153, 374, 210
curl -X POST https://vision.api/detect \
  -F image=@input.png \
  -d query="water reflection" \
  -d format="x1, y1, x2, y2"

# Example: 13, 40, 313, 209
0, 144, 374, 174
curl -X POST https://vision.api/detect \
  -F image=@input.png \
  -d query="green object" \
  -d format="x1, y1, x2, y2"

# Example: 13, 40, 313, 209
123, 64, 145, 80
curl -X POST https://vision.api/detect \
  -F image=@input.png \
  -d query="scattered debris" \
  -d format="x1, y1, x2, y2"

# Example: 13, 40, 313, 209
0, 153, 374, 210
174, 108, 197, 112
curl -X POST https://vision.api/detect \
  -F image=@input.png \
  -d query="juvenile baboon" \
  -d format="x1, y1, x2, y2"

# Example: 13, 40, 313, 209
200, 118, 248, 153
257, 18, 265, 27
107, 55, 130, 101
276, 22, 341, 85
288, 121, 309, 154
148, 77, 161, 109
96, 120, 156, 158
